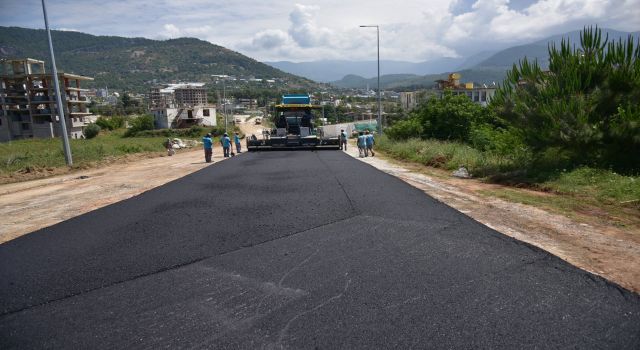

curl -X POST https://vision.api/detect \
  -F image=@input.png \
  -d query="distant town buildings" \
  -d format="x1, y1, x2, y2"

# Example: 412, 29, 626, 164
148, 83, 216, 129
434, 73, 496, 107
0, 58, 94, 142
96, 88, 109, 98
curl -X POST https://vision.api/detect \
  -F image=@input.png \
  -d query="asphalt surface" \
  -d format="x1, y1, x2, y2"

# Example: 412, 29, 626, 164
1, 150, 639, 349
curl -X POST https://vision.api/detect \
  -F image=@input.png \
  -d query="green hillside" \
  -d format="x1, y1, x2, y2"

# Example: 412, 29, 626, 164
331, 28, 638, 90
475, 29, 639, 69
332, 69, 505, 90
0, 26, 314, 92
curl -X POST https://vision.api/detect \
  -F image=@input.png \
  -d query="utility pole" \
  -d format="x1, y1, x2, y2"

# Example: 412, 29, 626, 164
321, 91, 325, 124
42, 0, 73, 166
376, 25, 382, 135
223, 76, 227, 133
359, 25, 382, 134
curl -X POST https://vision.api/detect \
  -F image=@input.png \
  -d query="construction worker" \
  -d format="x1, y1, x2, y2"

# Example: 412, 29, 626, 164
202, 133, 213, 163
365, 130, 375, 157
357, 131, 366, 158
165, 138, 175, 156
221, 132, 232, 157
339, 129, 348, 150
234, 132, 242, 153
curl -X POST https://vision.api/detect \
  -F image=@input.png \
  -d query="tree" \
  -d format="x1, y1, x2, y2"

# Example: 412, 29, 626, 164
121, 93, 132, 109
414, 92, 485, 142
491, 26, 640, 171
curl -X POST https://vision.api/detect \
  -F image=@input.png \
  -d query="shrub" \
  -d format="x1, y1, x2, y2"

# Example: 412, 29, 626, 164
386, 118, 423, 140
415, 93, 485, 142
96, 116, 126, 131
124, 115, 155, 137
209, 125, 227, 137
187, 125, 205, 137
83, 123, 101, 139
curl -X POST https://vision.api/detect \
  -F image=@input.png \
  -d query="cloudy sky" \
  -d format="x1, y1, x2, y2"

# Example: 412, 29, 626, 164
1, 0, 638, 62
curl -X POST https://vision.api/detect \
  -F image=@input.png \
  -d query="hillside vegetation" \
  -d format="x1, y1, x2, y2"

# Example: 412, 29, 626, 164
384, 27, 639, 197
0, 26, 313, 92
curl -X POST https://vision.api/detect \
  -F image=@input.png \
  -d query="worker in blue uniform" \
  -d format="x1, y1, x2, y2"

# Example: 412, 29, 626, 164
234, 132, 242, 153
202, 133, 213, 163
365, 130, 375, 157
221, 133, 232, 157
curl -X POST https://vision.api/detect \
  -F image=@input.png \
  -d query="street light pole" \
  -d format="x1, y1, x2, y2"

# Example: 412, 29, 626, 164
42, 0, 73, 166
223, 76, 227, 133
360, 25, 382, 134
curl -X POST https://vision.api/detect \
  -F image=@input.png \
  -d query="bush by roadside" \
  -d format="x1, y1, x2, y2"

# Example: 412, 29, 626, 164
95, 116, 126, 131
125, 125, 243, 139
83, 123, 101, 139
123, 115, 155, 137
376, 136, 640, 207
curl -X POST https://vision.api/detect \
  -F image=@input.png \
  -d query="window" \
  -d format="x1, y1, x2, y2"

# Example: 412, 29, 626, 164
22, 123, 30, 130
481, 91, 487, 102
203, 109, 210, 117
188, 110, 193, 118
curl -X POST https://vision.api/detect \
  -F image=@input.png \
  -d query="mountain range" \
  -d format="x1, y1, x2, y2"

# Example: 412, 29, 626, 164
1, 26, 637, 93
0, 26, 314, 92
268, 28, 639, 89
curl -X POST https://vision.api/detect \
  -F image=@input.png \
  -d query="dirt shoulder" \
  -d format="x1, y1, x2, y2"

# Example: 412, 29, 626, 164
345, 143, 640, 293
0, 148, 225, 244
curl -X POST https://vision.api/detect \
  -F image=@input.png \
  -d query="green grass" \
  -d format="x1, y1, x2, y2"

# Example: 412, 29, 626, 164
541, 168, 640, 204
376, 136, 522, 177
376, 136, 640, 226
0, 130, 167, 178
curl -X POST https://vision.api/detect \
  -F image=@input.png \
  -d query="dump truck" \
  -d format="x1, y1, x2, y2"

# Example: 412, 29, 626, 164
246, 94, 340, 150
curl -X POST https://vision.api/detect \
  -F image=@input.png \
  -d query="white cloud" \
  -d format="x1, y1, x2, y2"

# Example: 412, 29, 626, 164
254, 30, 290, 50
160, 23, 213, 39
1, 0, 638, 62
162, 24, 181, 38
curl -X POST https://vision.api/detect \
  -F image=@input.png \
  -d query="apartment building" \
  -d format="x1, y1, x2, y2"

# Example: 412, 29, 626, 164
148, 83, 216, 129
0, 58, 93, 142
149, 83, 208, 108
434, 73, 496, 107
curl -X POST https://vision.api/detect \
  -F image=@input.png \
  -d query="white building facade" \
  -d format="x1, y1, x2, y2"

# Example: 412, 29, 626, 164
152, 106, 216, 129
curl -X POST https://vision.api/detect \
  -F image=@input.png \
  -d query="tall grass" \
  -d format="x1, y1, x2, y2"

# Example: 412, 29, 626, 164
376, 136, 524, 177
0, 131, 167, 176
376, 136, 640, 205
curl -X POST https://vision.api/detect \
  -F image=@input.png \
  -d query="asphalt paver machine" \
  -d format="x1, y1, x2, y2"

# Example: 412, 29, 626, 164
247, 94, 340, 151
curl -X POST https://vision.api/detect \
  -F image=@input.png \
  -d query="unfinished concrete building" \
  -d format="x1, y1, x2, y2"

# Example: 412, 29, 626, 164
174, 85, 207, 107
148, 83, 207, 108
0, 58, 93, 142
148, 83, 216, 129
148, 87, 175, 109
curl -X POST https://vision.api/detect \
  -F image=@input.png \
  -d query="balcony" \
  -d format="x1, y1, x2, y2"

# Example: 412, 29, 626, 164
67, 96, 90, 104
70, 117, 87, 128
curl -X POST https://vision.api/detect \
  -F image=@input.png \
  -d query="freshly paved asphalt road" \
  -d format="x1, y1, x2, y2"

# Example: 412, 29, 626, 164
1, 151, 639, 349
